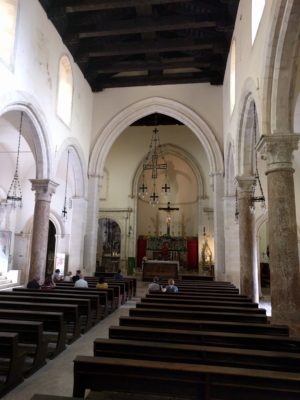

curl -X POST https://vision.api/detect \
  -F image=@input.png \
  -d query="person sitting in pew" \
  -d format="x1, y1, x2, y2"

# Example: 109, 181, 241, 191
52, 268, 63, 283
96, 277, 108, 289
27, 276, 41, 289
41, 275, 56, 290
72, 269, 81, 282
114, 269, 123, 280
74, 274, 88, 288
164, 278, 179, 293
148, 276, 162, 292
64, 271, 73, 281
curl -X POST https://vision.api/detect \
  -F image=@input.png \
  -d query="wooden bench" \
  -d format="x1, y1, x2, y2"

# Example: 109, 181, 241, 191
13, 288, 102, 323
0, 319, 48, 376
136, 301, 267, 315
129, 307, 268, 324
146, 293, 252, 302
109, 325, 300, 352
0, 332, 25, 397
94, 337, 300, 372
73, 355, 300, 399
0, 293, 92, 333
54, 285, 118, 311
0, 308, 66, 358
119, 315, 289, 336
0, 301, 80, 343
141, 296, 259, 308
31, 396, 81, 400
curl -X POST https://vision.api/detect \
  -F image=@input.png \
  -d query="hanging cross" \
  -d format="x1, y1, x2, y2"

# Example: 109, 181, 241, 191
158, 202, 179, 236
161, 183, 170, 193
143, 128, 167, 179
150, 191, 159, 203
139, 182, 148, 193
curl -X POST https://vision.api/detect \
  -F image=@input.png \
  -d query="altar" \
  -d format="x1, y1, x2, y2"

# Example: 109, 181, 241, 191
142, 260, 179, 281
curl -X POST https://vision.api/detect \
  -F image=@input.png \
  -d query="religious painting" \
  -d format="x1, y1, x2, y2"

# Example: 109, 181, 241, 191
0, 230, 11, 273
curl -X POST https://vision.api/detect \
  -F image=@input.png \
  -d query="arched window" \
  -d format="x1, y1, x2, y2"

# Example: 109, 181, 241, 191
230, 39, 236, 114
251, 0, 265, 44
57, 55, 73, 126
0, 0, 18, 67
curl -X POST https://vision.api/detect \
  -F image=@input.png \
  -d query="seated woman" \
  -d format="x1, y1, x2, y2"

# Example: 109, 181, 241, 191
41, 275, 56, 290
96, 276, 108, 289
165, 278, 178, 293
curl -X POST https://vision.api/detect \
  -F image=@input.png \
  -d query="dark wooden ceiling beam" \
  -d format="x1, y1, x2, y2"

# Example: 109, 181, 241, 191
65, 0, 194, 13
92, 71, 221, 91
77, 17, 217, 39
80, 39, 215, 58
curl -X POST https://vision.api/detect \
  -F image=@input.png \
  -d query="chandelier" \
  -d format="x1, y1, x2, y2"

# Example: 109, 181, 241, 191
62, 148, 70, 221
138, 126, 170, 206
235, 103, 266, 220
249, 104, 265, 213
5, 111, 24, 208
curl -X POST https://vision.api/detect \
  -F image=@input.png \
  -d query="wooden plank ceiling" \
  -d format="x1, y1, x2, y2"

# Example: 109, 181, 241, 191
39, 0, 239, 92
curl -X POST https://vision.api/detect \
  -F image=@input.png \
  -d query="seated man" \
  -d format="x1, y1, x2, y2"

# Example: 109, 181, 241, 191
74, 274, 88, 288
72, 269, 81, 282
27, 276, 41, 289
53, 268, 62, 283
148, 276, 161, 292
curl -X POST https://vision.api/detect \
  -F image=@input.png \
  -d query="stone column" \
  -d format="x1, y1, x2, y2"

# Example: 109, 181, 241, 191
258, 134, 300, 330
83, 174, 100, 275
29, 179, 58, 281
212, 172, 225, 281
236, 176, 257, 301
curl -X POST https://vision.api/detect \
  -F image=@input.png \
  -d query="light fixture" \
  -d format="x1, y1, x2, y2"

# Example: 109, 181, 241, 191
138, 126, 170, 206
249, 104, 265, 213
62, 148, 70, 221
5, 111, 24, 208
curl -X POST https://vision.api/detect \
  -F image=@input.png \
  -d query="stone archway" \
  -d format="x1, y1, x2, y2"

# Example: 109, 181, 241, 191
86, 97, 225, 277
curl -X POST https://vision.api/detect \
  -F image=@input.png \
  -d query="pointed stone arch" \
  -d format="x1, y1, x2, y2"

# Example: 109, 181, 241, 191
89, 97, 223, 178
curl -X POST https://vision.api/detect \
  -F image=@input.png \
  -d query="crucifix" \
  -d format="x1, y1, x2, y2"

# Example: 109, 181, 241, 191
159, 202, 179, 236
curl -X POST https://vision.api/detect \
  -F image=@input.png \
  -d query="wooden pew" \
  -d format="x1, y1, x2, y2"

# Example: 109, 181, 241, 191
119, 316, 289, 336
13, 288, 102, 323
0, 293, 92, 333
0, 301, 80, 343
146, 293, 253, 302
94, 337, 300, 372
141, 296, 260, 308
0, 319, 48, 376
129, 307, 268, 324
0, 309, 66, 358
136, 302, 267, 315
31, 396, 80, 400
109, 325, 300, 352
54, 284, 118, 311
0, 333, 25, 397
73, 355, 300, 399
86, 277, 130, 302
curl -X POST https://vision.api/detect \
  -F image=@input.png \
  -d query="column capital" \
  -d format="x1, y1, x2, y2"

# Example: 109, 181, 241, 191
30, 179, 59, 202
257, 134, 300, 174
235, 176, 255, 193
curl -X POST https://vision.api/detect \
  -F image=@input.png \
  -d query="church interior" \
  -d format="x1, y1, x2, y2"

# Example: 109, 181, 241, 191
1, 0, 300, 398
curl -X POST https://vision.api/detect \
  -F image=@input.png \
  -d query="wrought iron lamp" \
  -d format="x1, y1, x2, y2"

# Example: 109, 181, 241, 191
138, 126, 170, 206
5, 111, 24, 208
249, 104, 265, 213
62, 148, 70, 221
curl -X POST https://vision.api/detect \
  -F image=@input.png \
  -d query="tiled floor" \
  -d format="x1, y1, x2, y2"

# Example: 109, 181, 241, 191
1, 282, 272, 400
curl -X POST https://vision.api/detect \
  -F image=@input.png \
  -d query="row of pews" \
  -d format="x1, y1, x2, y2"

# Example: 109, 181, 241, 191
0, 275, 136, 398
70, 278, 300, 400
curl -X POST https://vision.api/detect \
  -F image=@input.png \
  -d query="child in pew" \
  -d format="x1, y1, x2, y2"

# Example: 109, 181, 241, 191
163, 278, 179, 293
41, 275, 56, 290
148, 276, 162, 292
96, 276, 108, 289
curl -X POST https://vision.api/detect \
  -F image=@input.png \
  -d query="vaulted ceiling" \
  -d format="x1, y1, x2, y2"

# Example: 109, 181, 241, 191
39, 0, 239, 92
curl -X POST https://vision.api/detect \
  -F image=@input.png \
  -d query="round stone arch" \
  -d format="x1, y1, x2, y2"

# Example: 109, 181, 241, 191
89, 97, 223, 178
0, 100, 51, 179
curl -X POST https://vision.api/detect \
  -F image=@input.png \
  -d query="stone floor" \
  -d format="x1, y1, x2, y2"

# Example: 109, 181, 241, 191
1, 281, 272, 400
